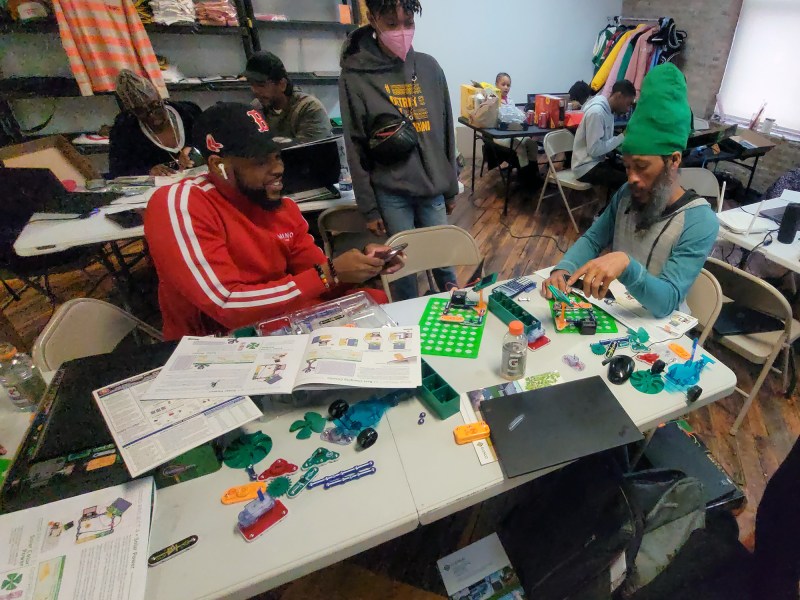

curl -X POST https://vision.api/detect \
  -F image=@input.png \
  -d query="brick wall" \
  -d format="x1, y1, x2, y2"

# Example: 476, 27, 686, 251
621, 0, 800, 195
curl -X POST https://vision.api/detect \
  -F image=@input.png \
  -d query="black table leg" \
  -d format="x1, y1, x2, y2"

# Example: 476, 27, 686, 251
746, 155, 760, 194
470, 130, 477, 193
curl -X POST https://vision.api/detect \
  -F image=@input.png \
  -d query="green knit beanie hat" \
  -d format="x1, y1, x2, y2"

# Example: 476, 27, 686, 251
621, 63, 692, 156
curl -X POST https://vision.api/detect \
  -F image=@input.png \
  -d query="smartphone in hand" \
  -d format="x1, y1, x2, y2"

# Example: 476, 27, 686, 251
375, 243, 408, 262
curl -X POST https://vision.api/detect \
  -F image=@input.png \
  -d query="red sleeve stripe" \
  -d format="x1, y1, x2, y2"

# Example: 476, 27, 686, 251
167, 181, 302, 308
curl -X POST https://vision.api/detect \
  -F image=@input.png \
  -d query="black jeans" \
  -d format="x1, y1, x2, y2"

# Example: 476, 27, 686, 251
577, 158, 628, 200
753, 434, 800, 599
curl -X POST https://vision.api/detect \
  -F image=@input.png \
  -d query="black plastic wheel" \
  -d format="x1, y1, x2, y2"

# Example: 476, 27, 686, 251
651, 359, 666, 375
328, 399, 349, 420
357, 427, 378, 449
687, 385, 702, 403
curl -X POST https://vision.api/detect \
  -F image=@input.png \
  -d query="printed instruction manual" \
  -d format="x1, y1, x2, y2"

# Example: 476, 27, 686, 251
0, 478, 153, 600
142, 327, 422, 401
93, 369, 261, 477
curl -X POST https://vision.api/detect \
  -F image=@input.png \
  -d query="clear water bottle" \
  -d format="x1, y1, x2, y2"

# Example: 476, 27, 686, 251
500, 321, 527, 380
0, 343, 46, 411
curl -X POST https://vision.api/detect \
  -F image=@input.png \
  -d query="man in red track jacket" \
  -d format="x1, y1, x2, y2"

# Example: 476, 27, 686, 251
145, 102, 402, 340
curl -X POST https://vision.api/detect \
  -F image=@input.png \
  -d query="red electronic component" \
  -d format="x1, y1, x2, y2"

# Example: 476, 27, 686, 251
257, 459, 298, 481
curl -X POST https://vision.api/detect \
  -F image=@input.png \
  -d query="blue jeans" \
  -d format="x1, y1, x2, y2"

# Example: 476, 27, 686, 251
375, 191, 457, 300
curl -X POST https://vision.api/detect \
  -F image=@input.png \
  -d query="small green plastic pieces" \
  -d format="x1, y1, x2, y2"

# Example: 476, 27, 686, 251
417, 360, 460, 419
223, 432, 273, 469
630, 370, 665, 394
591, 343, 606, 355
290, 412, 327, 440
287, 467, 319, 498
627, 327, 650, 352
266, 476, 291, 498
302, 447, 340, 470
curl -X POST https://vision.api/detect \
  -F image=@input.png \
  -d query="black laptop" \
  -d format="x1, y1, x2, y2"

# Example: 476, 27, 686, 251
280, 137, 342, 202
712, 302, 784, 336
0, 167, 121, 222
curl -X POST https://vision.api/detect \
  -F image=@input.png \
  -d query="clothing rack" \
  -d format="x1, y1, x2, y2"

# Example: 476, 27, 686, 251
607, 16, 663, 24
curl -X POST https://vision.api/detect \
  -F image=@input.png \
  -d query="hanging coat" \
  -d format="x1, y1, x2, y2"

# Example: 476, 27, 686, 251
591, 28, 636, 91
624, 29, 658, 98
599, 25, 647, 96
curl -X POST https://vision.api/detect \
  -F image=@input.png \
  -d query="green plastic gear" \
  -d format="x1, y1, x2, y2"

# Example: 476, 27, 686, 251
591, 343, 606, 355
630, 370, 665, 395
223, 432, 273, 469
266, 476, 291, 498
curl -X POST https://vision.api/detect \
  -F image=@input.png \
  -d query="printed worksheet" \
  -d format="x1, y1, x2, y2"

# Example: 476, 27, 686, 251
142, 327, 422, 401
0, 478, 153, 600
94, 369, 261, 477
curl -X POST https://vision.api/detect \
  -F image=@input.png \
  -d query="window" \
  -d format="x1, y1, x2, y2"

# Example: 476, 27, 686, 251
718, 0, 800, 137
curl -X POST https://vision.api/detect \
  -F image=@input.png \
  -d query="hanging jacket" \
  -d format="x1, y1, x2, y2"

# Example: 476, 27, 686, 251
616, 27, 652, 81
339, 26, 458, 222
598, 28, 628, 69
592, 25, 618, 69
591, 29, 636, 91
51, 0, 167, 96
625, 29, 658, 98
600, 25, 647, 97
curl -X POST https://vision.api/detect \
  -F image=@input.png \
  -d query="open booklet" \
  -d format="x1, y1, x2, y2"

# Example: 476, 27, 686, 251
142, 326, 422, 401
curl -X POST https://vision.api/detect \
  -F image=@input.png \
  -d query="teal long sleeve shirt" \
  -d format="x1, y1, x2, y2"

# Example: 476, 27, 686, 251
554, 187, 719, 318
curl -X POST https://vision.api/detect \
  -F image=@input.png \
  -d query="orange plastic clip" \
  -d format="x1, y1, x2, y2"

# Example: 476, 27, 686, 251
440, 314, 465, 323
221, 482, 267, 505
669, 343, 691, 360
454, 421, 491, 444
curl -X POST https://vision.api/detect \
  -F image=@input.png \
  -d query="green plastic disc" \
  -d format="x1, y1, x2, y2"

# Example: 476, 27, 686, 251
630, 370, 665, 395
590, 343, 606, 355
223, 432, 273, 469
266, 476, 291, 498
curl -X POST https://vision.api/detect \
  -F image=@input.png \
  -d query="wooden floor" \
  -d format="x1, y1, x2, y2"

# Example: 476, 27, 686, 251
2, 167, 798, 598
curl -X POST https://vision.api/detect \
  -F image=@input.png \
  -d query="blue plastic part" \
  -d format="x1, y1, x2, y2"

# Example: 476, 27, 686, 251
665, 355, 715, 392
333, 390, 412, 437
237, 493, 275, 529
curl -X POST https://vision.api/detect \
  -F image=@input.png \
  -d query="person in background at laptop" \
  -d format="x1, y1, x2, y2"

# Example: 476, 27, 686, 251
542, 64, 718, 318
339, 0, 459, 300
571, 79, 635, 193
243, 52, 332, 145
109, 70, 201, 178
145, 103, 402, 340
568, 80, 593, 108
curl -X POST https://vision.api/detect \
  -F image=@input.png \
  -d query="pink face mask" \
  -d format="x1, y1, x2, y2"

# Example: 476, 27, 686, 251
378, 27, 415, 61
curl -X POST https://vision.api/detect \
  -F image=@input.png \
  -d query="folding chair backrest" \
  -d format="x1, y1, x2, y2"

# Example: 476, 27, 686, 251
317, 206, 371, 258
543, 129, 576, 160
32, 298, 163, 372
704, 258, 793, 336
685, 268, 723, 346
680, 168, 721, 211
381, 225, 482, 294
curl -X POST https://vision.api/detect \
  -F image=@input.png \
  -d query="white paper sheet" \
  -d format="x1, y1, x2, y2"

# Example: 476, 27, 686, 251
94, 369, 261, 477
0, 478, 154, 600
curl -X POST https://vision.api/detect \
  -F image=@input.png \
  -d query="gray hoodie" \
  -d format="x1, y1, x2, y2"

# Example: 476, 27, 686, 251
339, 26, 459, 221
571, 94, 624, 179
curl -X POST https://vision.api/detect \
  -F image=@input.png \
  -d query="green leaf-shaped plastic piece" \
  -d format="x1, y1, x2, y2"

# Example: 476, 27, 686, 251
296, 427, 312, 440
289, 420, 305, 432
306, 412, 326, 433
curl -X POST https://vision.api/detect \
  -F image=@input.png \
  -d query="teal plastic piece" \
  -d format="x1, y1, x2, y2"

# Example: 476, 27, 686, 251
590, 343, 606, 355
289, 412, 327, 439
488, 290, 543, 340
231, 326, 258, 338
417, 360, 460, 420
548, 285, 574, 305
472, 273, 498, 291
223, 432, 273, 469
266, 476, 291, 498
302, 447, 340, 470
630, 370, 665, 394
287, 467, 318, 498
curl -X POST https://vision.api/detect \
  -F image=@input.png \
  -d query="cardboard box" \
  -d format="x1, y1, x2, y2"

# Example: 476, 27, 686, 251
0, 135, 101, 187
735, 127, 776, 151
534, 94, 566, 129
460, 84, 484, 119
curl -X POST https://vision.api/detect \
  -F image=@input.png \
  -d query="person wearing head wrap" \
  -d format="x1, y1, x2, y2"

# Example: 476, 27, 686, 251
108, 69, 201, 178
542, 64, 719, 318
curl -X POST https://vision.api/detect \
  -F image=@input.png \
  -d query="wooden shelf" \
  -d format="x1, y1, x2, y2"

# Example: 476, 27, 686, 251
0, 73, 340, 99
0, 19, 247, 35
253, 19, 355, 32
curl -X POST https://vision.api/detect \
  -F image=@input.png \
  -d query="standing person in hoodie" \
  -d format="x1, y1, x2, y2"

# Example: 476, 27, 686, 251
571, 79, 636, 193
339, 0, 459, 300
542, 64, 718, 319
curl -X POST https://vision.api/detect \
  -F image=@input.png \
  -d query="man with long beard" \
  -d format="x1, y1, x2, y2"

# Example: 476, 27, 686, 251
145, 103, 402, 340
542, 64, 718, 318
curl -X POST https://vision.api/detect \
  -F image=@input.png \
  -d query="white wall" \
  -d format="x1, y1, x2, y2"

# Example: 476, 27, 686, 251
414, 0, 622, 117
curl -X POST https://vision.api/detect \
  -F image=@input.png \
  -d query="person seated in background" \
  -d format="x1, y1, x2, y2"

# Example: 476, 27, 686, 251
144, 103, 401, 340
109, 69, 201, 178
568, 80, 593, 108
543, 64, 718, 318
571, 79, 636, 193
243, 51, 332, 144
496, 72, 512, 104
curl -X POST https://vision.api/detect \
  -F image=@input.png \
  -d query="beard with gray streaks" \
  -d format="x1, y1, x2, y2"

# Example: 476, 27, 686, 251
630, 162, 674, 232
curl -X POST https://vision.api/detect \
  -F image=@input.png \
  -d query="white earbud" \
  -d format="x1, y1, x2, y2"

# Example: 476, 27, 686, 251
219, 164, 228, 180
